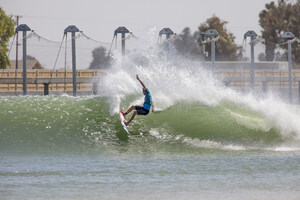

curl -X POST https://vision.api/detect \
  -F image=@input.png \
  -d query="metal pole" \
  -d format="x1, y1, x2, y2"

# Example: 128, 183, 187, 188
211, 36, 215, 74
15, 16, 20, 92
72, 31, 77, 96
288, 40, 292, 102
244, 31, 258, 91
281, 32, 295, 103
250, 35, 255, 90
22, 30, 27, 95
64, 25, 79, 96
15, 16, 19, 69
159, 29, 174, 53
121, 32, 125, 55
166, 34, 170, 51
204, 29, 219, 74
16, 24, 30, 95
159, 28, 174, 41
114, 26, 130, 55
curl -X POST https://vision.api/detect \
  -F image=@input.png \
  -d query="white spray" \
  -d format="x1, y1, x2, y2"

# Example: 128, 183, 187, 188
98, 29, 300, 142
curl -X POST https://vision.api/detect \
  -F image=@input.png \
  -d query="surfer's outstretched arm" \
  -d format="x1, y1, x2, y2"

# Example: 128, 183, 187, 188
136, 75, 146, 89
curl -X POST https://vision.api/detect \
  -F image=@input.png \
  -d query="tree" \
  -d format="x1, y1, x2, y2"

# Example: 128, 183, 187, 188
198, 15, 238, 61
258, 53, 267, 61
288, 1, 300, 64
259, 0, 300, 64
259, 1, 293, 61
0, 8, 15, 69
26, 55, 36, 60
89, 46, 111, 69
170, 27, 201, 59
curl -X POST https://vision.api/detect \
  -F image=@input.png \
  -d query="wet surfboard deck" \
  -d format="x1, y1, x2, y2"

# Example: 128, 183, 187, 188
119, 110, 129, 135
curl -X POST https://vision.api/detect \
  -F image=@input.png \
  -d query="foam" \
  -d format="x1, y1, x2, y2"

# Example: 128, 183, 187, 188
98, 29, 300, 142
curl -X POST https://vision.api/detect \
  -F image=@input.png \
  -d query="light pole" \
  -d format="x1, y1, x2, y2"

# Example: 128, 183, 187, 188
281, 32, 295, 103
204, 29, 219, 74
64, 25, 80, 96
15, 24, 31, 95
114, 26, 130, 55
244, 30, 258, 90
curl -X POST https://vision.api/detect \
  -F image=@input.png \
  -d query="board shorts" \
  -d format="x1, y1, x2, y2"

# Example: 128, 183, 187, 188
135, 106, 150, 115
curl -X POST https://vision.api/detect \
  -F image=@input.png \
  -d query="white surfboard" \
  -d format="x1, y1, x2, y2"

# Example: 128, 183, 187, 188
119, 110, 129, 135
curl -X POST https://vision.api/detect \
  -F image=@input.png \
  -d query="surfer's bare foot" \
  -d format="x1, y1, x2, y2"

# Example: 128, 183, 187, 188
124, 121, 128, 126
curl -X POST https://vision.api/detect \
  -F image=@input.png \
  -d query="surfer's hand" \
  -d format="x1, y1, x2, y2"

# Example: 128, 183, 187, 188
136, 74, 140, 80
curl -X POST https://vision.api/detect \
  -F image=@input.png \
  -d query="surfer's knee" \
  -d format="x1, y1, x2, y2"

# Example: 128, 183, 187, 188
128, 105, 135, 111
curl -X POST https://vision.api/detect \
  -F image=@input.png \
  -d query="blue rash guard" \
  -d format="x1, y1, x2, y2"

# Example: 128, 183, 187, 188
143, 89, 152, 110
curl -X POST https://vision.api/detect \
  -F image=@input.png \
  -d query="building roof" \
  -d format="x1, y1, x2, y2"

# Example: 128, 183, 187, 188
8, 59, 44, 69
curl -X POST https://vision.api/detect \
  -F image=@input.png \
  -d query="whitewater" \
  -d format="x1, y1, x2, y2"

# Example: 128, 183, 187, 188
1, 31, 300, 200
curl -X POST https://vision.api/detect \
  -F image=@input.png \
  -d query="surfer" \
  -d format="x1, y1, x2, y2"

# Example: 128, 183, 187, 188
121, 75, 154, 126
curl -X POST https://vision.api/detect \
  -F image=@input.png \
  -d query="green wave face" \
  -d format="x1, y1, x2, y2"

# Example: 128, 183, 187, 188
2, 40, 300, 155
0, 96, 298, 155
0, 96, 112, 154
147, 102, 280, 144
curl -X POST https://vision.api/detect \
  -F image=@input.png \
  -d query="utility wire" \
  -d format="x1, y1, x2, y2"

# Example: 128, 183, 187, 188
48, 34, 66, 84
31, 31, 61, 44
108, 35, 116, 56
81, 32, 112, 45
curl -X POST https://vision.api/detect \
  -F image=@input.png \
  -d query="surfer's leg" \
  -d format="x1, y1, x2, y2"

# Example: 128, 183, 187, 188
125, 106, 136, 116
125, 111, 137, 126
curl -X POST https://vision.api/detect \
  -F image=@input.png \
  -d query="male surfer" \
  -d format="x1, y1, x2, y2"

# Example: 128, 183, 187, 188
121, 75, 154, 126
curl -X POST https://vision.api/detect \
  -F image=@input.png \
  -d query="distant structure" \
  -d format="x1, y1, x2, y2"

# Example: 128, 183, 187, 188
244, 30, 258, 90
159, 28, 174, 40
114, 26, 130, 55
281, 31, 296, 102
8, 59, 44, 69
204, 29, 219, 74
159, 28, 174, 51
15, 24, 31, 95
64, 25, 80, 96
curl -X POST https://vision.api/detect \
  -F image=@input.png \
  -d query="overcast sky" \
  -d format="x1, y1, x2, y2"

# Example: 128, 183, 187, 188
1, 0, 272, 68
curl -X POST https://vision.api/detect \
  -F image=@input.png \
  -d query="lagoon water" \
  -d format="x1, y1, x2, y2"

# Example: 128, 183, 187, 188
1, 96, 300, 200
1, 35, 300, 199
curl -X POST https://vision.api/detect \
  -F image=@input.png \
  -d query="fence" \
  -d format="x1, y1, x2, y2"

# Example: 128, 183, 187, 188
0, 69, 103, 95
215, 69, 300, 89
1, 68, 300, 95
